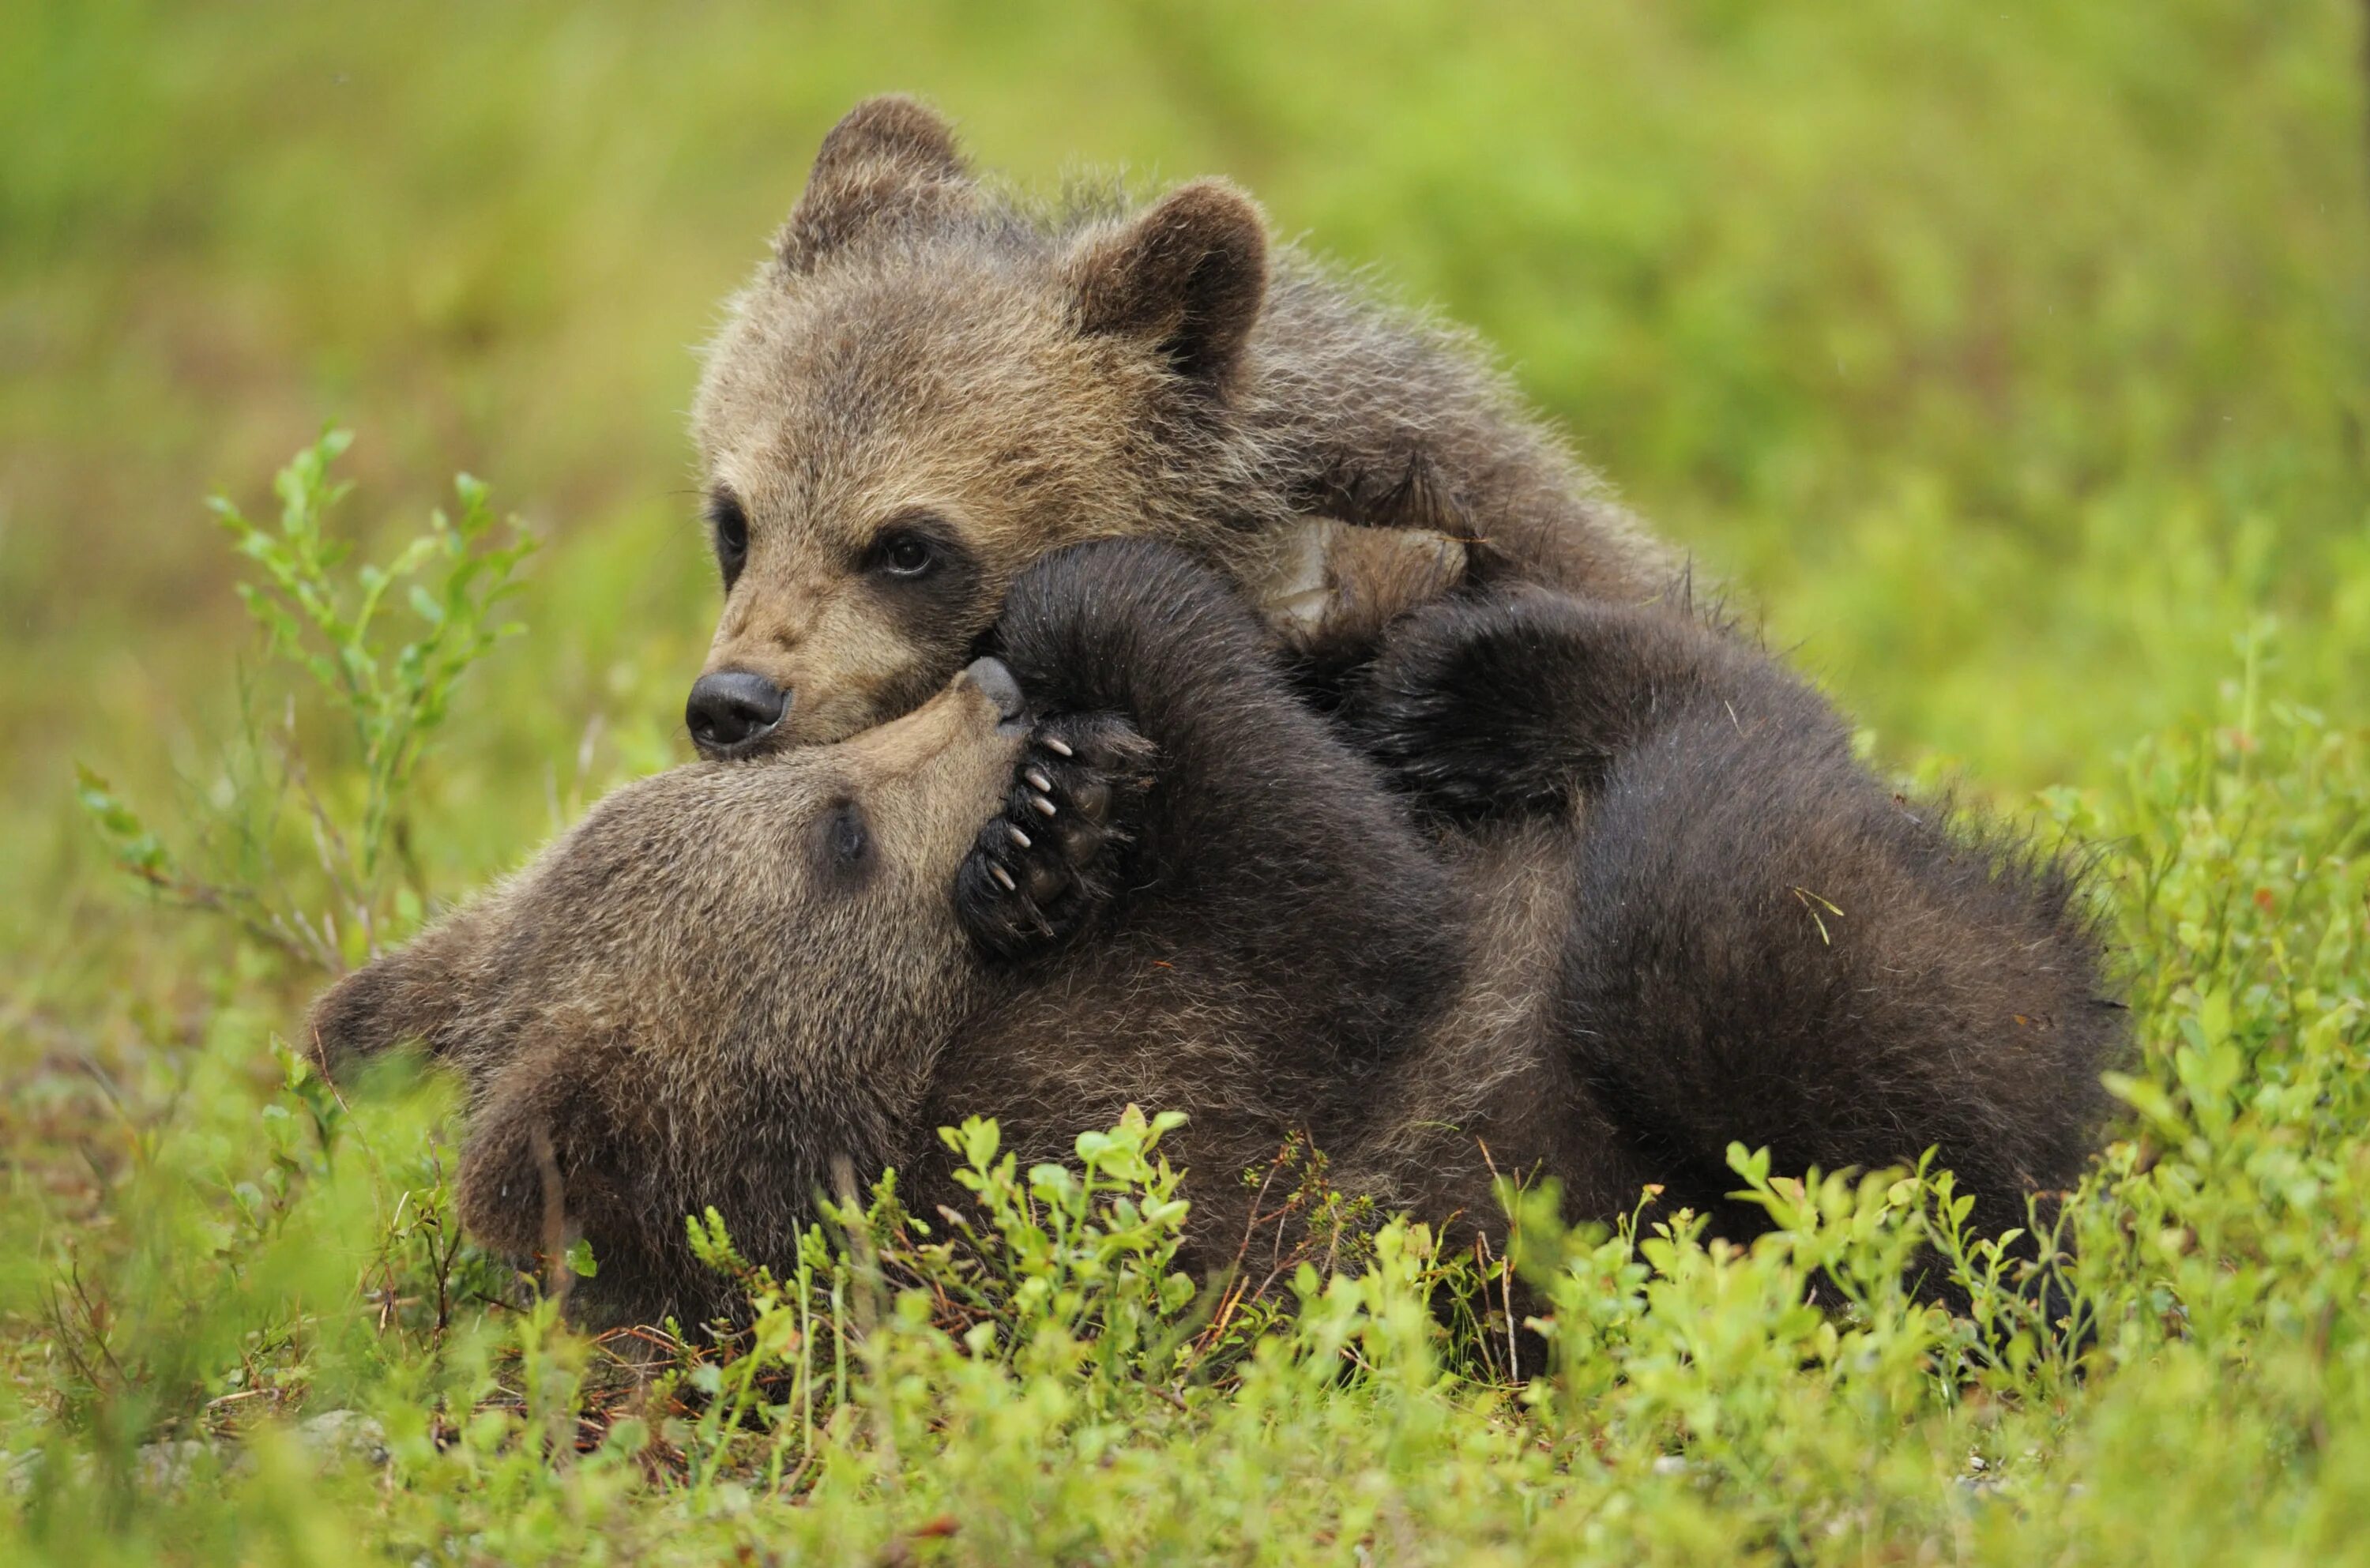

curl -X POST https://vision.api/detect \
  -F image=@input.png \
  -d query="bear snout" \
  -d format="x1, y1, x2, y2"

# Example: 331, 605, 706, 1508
686, 668, 791, 757
961, 656, 1027, 728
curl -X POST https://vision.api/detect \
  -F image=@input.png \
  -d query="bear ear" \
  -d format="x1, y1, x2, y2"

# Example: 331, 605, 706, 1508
776, 95, 973, 273
1064, 179, 1268, 391
304, 923, 475, 1076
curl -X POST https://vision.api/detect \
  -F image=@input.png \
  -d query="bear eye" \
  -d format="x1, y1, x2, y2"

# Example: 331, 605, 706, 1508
707, 491, 750, 588
860, 513, 977, 599
817, 799, 871, 880
868, 525, 938, 579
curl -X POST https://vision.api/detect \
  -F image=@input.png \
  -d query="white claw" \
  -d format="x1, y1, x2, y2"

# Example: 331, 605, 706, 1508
1029, 793, 1058, 818
1006, 824, 1033, 850
1042, 736, 1074, 758
1025, 767, 1054, 793
989, 863, 1017, 893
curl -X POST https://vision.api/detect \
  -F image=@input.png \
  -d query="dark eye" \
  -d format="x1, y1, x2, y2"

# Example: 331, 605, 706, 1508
816, 799, 872, 882
871, 528, 936, 579
861, 513, 977, 597
708, 491, 749, 588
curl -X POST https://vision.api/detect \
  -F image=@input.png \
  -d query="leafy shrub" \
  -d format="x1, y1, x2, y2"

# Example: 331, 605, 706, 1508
75, 431, 534, 972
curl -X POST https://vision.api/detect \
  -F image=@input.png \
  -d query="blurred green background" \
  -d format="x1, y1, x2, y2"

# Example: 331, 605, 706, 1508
2, 0, 2364, 1006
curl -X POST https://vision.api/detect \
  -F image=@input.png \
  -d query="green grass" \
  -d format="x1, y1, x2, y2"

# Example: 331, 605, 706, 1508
3, 2, 2368, 1562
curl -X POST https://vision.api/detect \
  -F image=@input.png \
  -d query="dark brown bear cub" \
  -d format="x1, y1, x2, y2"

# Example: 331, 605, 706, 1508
681, 95, 1667, 758
310, 541, 2119, 1325
1339, 588, 2122, 1250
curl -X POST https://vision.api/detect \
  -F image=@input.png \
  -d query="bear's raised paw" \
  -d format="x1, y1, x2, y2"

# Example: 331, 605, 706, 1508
956, 713, 1157, 960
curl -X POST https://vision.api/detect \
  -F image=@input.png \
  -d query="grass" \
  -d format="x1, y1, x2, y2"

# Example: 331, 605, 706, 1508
3, 1, 2368, 1562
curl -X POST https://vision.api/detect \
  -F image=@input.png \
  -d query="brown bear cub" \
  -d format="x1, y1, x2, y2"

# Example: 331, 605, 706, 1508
310, 541, 2120, 1326
681, 95, 1668, 758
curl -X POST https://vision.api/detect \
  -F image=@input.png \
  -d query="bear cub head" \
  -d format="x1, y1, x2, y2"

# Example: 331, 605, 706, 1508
686, 96, 1284, 755
307, 653, 1048, 1321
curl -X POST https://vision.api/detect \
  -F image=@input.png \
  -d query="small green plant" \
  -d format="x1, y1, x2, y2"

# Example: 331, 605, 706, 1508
77, 430, 535, 969
653, 1107, 1206, 1491
906, 1108, 1201, 1385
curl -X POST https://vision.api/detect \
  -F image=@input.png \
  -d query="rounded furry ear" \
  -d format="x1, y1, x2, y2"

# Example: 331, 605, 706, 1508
303, 913, 487, 1074
307, 944, 451, 1073
777, 95, 973, 273
1066, 179, 1268, 390
811, 95, 965, 185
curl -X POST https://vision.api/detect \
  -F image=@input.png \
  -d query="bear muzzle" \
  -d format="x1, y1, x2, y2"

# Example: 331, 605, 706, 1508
961, 656, 1028, 731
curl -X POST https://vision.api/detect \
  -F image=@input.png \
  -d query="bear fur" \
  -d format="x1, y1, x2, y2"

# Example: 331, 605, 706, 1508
309, 541, 2120, 1325
682, 94, 1669, 755
1338, 587, 2121, 1247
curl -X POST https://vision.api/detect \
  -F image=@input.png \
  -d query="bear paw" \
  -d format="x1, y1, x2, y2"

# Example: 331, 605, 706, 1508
1343, 593, 1577, 822
956, 713, 1156, 961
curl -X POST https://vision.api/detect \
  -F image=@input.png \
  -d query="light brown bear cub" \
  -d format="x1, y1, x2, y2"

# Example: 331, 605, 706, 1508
683, 95, 1670, 756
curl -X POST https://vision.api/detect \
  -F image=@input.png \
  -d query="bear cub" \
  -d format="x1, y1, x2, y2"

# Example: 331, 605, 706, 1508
311, 540, 2120, 1325
681, 95, 1668, 758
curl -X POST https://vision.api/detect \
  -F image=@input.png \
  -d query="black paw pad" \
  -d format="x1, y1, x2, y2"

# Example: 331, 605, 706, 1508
957, 714, 1156, 960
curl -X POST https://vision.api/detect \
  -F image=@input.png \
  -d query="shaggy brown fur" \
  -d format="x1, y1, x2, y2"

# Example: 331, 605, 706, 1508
1339, 586, 2124, 1248
681, 94, 1668, 756
310, 542, 2120, 1325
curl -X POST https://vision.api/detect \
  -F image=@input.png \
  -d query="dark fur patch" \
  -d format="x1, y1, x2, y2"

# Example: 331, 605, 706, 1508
1345, 585, 2124, 1245
854, 511, 986, 656
705, 488, 749, 589
811, 799, 875, 889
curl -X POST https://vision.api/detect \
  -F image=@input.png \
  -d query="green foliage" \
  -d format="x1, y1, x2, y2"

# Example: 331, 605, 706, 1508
72, 433, 533, 969
5, 2, 2368, 1562
211, 428, 535, 889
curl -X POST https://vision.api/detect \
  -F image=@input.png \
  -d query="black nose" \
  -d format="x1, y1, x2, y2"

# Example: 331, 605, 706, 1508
686, 670, 789, 755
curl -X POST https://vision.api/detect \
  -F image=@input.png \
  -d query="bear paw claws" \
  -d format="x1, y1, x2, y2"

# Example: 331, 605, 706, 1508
957, 714, 1154, 960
